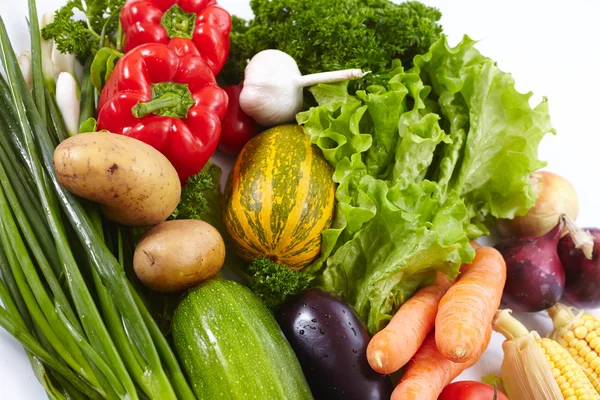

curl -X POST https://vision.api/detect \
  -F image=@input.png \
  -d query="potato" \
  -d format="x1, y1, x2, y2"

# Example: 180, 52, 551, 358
53, 132, 180, 227
133, 220, 225, 293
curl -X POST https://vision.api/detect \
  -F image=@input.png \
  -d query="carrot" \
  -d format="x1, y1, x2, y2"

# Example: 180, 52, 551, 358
366, 272, 453, 374
392, 326, 492, 400
435, 246, 506, 363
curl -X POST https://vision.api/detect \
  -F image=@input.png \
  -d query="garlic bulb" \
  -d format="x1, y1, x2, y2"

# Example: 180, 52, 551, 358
239, 49, 366, 127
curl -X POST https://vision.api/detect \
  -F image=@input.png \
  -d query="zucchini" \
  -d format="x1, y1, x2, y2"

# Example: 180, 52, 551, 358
173, 279, 313, 399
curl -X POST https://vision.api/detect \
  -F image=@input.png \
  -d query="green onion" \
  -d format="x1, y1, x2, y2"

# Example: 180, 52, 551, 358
0, 2, 196, 397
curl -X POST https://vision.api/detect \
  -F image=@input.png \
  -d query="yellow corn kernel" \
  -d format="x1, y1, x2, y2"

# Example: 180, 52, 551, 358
496, 309, 600, 400
537, 338, 599, 400
550, 304, 600, 395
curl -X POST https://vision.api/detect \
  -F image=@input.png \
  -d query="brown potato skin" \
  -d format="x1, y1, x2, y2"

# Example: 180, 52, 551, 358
53, 132, 180, 227
134, 220, 226, 293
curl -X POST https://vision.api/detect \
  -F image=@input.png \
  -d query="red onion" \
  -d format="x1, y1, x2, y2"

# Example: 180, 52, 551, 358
558, 216, 600, 308
495, 219, 565, 312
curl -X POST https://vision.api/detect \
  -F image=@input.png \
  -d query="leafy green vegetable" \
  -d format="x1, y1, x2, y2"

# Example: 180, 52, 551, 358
90, 47, 123, 91
220, 0, 443, 88
298, 35, 554, 333
41, 0, 124, 62
415, 36, 555, 226
170, 169, 215, 221
79, 117, 97, 133
248, 257, 311, 310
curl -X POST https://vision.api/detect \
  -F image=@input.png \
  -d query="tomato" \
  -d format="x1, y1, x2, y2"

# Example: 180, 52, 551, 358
438, 381, 509, 400
218, 84, 261, 155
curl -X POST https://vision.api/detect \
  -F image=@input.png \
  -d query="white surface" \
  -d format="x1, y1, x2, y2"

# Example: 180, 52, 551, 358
1, 0, 600, 398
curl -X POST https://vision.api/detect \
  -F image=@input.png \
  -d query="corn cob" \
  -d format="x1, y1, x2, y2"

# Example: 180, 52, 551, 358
494, 309, 600, 400
549, 303, 600, 394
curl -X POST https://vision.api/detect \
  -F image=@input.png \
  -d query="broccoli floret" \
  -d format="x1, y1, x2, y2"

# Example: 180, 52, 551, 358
248, 257, 311, 310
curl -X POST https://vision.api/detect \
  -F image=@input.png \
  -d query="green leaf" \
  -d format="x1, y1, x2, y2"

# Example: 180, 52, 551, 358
311, 178, 473, 333
415, 35, 555, 220
79, 118, 97, 133
300, 70, 474, 334
90, 47, 122, 92
299, 34, 551, 333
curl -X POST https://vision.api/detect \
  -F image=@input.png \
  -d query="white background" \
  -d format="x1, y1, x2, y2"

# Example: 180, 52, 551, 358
1, 0, 599, 398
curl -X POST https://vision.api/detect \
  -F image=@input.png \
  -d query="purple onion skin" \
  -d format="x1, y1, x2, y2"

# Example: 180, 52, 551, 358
495, 222, 565, 312
558, 229, 600, 308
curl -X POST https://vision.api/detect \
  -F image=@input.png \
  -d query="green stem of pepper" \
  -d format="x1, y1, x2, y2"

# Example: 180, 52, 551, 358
132, 93, 181, 118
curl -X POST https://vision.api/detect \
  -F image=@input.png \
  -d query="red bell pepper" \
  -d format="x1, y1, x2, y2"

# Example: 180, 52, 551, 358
120, 0, 231, 75
218, 84, 261, 155
97, 42, 228, 184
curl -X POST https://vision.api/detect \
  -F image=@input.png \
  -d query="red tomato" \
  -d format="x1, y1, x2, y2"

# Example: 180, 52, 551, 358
218, 84, 261, 155
438, 381, 509, 400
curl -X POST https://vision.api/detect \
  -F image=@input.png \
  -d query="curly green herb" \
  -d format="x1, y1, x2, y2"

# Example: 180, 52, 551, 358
220, 0, 443, 88
41, 0, 124, 61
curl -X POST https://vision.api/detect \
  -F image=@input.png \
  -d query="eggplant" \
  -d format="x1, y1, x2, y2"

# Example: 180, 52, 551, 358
276, 288, 393, 400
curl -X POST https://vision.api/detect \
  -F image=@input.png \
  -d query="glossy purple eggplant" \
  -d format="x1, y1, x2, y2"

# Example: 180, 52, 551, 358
275, 289, 393, 400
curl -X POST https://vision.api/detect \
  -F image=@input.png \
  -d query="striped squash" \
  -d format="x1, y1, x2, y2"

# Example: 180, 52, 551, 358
223, 124, 335, 270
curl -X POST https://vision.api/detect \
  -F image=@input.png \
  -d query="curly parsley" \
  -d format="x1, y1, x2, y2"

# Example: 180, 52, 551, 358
41, 0, 124, 62
219, 0, 443, 87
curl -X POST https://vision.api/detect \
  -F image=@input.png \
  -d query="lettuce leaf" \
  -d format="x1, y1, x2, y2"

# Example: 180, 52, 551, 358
416, 36, 555, 222
297, 35, 553, 333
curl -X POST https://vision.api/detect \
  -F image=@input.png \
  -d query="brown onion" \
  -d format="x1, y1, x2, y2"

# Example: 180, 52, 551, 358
497, 171, 578, 238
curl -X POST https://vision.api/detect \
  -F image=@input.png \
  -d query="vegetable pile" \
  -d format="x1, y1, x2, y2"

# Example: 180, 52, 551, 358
1, 0, 599, 399
299, 35, 553, 332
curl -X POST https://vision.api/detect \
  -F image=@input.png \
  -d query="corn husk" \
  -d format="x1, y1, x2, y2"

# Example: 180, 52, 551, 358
500, 332, 563, 400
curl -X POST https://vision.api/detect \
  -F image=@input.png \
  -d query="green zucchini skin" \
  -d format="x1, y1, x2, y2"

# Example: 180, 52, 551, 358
172, 279, 314, 400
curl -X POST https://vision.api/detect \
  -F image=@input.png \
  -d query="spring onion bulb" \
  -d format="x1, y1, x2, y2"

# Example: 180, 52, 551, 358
239, 49, 367, 127
56, 72, 80, 137
17, 51, 32, 90
40, 12, 56, 89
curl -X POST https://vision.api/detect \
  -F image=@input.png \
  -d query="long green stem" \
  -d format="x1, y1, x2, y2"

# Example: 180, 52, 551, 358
28, 355, 68, 400
0, 18, 138, 400
89, 214, 153, 396
0, 154, 82, 333
0, 244, 74, 400
0, 307, 104, 400
27, 0, 46, 122
131, 94, 180, 118
56, 306, 128, 398
46, 87, 68, 144
0, 40, 180, 400
0, 113, 58, 273
79, 58, 95, 127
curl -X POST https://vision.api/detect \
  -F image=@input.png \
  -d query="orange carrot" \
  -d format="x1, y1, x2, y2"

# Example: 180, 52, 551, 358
366, 272, 453, 374
392, 327, 492, 400
435, 246, 506, 363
